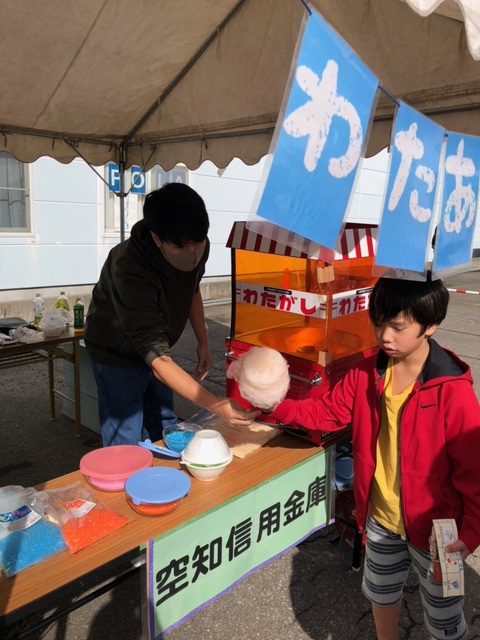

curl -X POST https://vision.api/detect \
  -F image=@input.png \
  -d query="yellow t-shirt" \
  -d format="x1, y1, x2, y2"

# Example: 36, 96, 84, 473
369, 359, 414, 535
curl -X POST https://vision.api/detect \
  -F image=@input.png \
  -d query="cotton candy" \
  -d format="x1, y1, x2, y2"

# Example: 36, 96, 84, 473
227, 346, 290, 411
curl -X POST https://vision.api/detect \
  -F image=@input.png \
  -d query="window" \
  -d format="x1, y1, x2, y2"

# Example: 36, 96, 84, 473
104, 188, 143, 233
104, 163, 188, 233
0, 153, 30, 231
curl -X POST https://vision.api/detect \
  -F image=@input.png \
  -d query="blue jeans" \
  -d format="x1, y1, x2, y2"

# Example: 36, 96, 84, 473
91, 361, 177, 447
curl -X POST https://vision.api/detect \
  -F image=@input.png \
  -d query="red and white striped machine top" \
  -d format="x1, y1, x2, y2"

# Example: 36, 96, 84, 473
226, 222, 377, 261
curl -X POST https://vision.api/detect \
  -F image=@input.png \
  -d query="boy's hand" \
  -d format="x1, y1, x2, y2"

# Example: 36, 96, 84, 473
445, 539, 470, 561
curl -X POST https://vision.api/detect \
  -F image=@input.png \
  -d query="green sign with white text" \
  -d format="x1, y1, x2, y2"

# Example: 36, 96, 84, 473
146, 450, 332, 639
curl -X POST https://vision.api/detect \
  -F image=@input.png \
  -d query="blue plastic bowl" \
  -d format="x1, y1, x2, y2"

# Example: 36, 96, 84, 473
335, 456, 354, 489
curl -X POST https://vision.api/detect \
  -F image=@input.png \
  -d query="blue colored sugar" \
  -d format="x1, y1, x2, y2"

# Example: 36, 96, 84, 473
0, 519, 66, 577
164, 430, 196, 452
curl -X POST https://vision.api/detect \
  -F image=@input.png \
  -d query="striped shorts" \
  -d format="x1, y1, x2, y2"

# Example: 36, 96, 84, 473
362, 516, 467, 640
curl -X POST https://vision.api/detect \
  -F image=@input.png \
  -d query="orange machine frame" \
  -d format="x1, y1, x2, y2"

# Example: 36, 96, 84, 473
225, 222, 379, 446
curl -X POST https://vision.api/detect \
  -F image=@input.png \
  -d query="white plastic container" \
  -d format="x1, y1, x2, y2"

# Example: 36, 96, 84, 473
181, 429, 231, 466
182, 452, 233, 481
0, 486, 41, 541
39, 309, 67, 337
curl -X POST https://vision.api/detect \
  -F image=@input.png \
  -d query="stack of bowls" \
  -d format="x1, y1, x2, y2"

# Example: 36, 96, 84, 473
124, 467, 191, 516
79, 445, 153, 491
181, 429, 233, 481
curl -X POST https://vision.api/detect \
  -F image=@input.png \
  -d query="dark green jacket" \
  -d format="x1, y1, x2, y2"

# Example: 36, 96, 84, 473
84, 220, 209, 368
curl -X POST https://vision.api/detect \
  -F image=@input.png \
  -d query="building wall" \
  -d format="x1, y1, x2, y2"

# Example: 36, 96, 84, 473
9, 158, 99, 290
189, 157, 266, 278
1, 150, 479, 320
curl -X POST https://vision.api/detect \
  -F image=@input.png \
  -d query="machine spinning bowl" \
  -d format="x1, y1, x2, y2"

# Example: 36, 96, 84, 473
257, 327, 362, 360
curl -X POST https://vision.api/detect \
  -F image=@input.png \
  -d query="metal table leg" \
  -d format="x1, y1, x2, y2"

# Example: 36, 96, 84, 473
47, 351, 56, 420
73, 339, 81, 436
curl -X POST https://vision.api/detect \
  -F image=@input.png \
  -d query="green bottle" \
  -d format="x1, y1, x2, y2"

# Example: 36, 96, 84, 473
73, 298, 85, 333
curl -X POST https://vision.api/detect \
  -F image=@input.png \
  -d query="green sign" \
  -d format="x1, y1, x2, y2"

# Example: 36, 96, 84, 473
146, 450, 332, 638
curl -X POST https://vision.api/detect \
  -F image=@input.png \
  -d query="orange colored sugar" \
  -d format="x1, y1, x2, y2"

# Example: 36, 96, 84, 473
62, 508, 129, 553
126, 496, 181, 516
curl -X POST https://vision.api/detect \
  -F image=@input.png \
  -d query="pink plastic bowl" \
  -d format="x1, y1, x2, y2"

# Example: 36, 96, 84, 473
80, 445, 153, 491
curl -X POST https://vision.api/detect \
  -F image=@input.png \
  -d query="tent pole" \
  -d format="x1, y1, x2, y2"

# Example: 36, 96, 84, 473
119, 149, 126, 242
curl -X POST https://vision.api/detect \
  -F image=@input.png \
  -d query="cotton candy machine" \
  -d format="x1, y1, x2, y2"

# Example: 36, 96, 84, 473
225, 221, 379, 446
258, 326, 362, 360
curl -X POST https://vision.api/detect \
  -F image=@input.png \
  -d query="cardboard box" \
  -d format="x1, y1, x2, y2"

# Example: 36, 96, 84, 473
430, 519, 464, 596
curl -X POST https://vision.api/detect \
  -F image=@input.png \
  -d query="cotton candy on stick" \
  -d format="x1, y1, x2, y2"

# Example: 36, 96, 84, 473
226, 346, 290, 411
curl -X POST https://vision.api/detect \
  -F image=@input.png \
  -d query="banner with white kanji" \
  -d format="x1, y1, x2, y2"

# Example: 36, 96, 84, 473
432, 132, 480, 279
374, 102, 445, 278
233, 280, 373, 321
250, 7, 379, 260
146, 450, 331, 639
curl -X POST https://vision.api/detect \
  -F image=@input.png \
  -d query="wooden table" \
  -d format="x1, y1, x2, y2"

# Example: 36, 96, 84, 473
0, 328, 83, 436
0, 435, 325, 629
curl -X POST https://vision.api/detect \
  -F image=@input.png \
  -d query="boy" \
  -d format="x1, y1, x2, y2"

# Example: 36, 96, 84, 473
266, 276, 480, 640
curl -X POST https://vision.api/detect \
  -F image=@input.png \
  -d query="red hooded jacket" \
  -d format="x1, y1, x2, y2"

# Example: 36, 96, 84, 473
270, 339, 480, 552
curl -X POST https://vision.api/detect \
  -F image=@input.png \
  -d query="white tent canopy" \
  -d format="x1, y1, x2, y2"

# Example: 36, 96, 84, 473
1, 0, 479, 171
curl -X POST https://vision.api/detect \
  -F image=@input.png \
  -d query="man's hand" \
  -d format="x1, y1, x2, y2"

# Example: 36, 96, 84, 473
192, 342, 211, 381
213, 398, 261, 427
151, 355, 260, 427
445, 539, 470, 562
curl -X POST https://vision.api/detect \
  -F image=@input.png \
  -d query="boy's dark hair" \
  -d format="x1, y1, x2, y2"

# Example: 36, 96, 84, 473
143, 183, 209, 247
368, 276, 449, 334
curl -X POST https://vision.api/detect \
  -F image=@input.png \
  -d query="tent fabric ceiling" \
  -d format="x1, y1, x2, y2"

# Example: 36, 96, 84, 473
403, 0, 480, 59
0, 0, 479, 170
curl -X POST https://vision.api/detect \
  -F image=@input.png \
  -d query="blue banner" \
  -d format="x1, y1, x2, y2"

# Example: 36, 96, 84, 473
375, 102, 445, 274
255, 9, 378, 252
432, 132, 480, 276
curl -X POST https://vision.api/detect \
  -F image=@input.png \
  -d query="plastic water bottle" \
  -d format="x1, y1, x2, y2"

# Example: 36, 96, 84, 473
32, 293, 45, 328
73, 298, 85, 333
55, 291, 72, 325
54, 291, 70, 312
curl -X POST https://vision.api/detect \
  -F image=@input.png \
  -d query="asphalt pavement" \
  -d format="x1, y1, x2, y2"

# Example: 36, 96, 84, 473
1, 267, 480, 640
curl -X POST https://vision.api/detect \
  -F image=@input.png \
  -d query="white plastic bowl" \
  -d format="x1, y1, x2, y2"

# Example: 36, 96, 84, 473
182, 452, 233, 481
181, 429, 231, 466
39, 325, 66, 337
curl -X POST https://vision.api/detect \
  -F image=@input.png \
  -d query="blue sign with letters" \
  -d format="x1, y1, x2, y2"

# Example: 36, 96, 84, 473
433, 132, 480, 276
375, 102, 445, 274
130, 165, 147, 194
255, 8, 379, 251
107, 162, 121, 193
152, 167, 188, 190
107, 163, 146, 194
